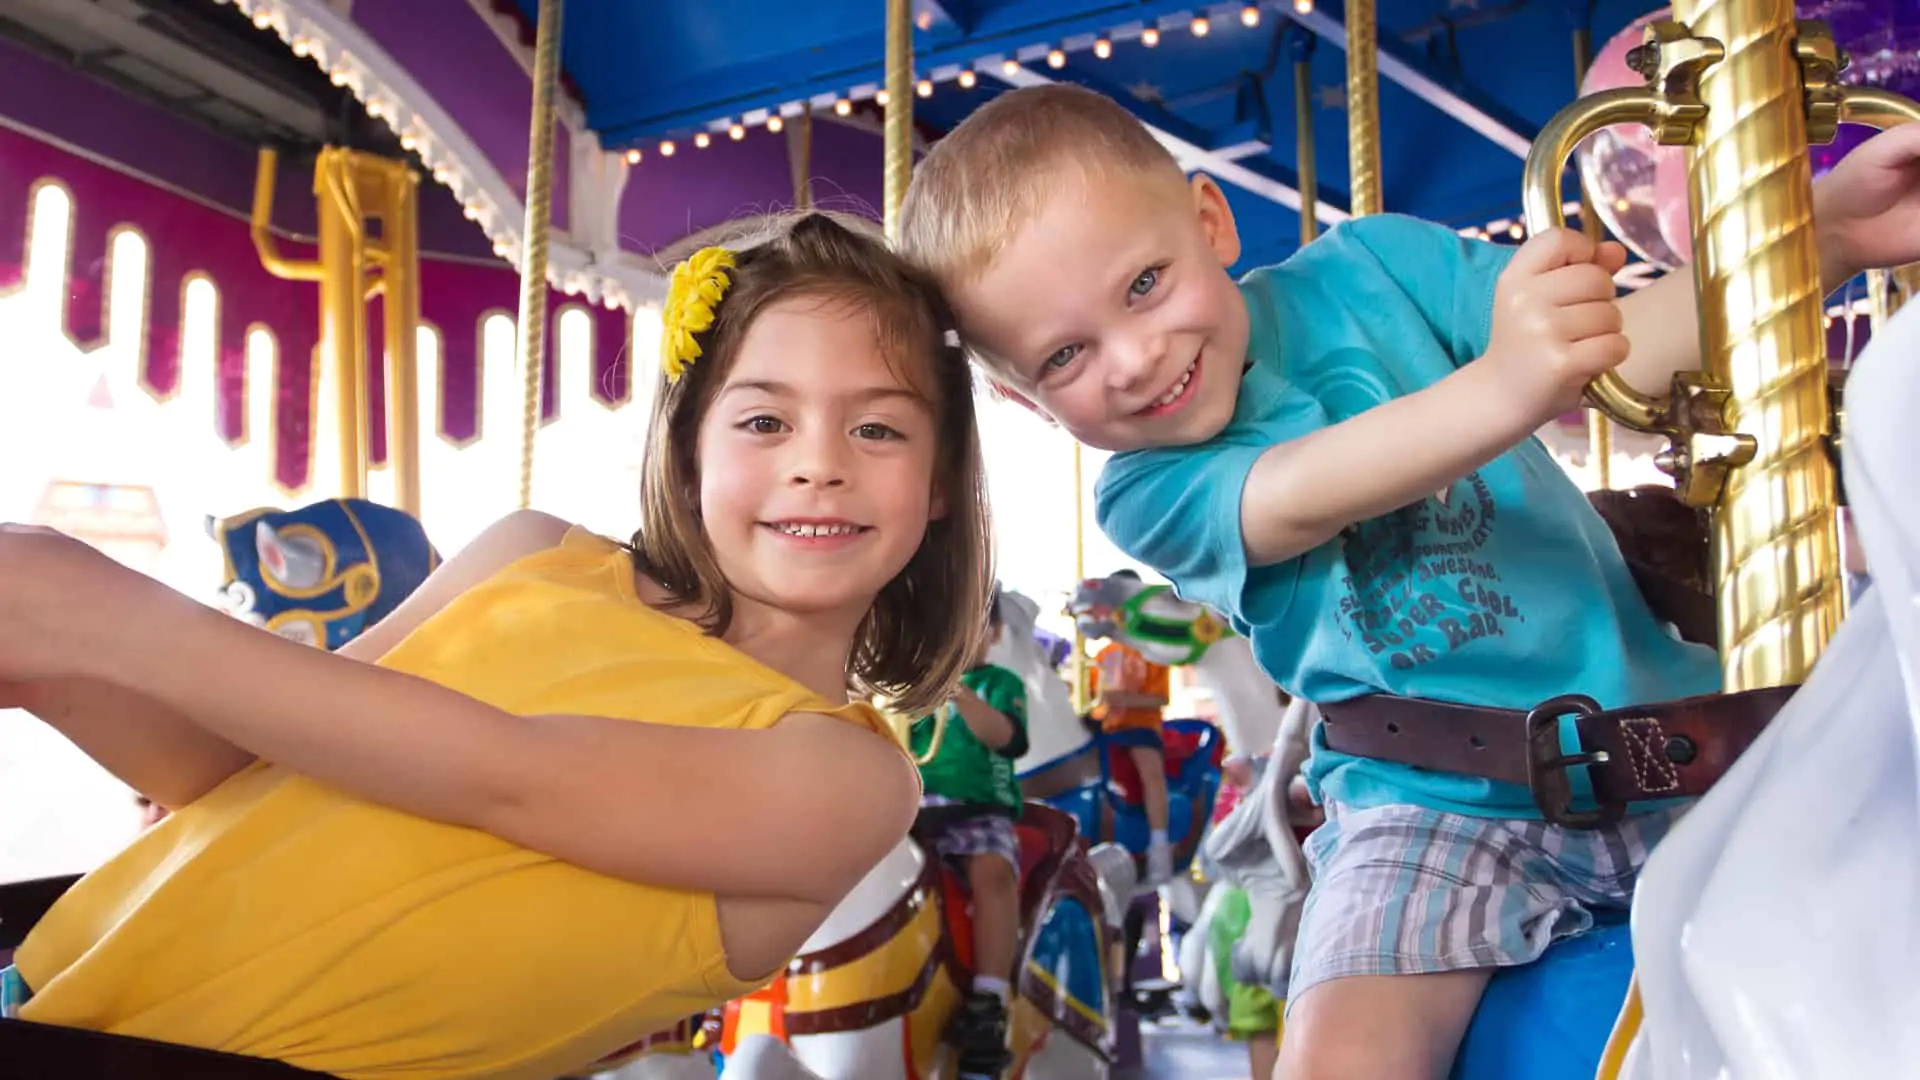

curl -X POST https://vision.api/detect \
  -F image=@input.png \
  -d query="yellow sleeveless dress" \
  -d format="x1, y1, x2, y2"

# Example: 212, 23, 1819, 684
13, 529, 904, 1079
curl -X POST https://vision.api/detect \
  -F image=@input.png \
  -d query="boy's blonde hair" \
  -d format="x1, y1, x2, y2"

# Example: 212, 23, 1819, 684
630, 212, 994, 717
897, 84, 1188, 289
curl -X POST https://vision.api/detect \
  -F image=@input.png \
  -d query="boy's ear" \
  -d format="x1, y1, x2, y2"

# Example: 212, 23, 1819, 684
1190, 174, 1242, 268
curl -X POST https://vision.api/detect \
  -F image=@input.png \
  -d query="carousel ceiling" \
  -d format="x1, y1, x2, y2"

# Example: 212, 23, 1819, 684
512, 0, 1673, 271
0, 0, 401, 156
11, 0, 1913, 293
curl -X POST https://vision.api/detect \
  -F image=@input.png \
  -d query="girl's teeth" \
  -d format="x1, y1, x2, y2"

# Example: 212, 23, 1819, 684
778, 523, 858, 537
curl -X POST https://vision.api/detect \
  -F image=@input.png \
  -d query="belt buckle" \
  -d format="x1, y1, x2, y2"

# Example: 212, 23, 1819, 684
1525, 694, 1626, 830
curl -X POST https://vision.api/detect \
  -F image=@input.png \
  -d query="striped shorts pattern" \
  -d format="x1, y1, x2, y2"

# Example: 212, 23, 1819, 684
920, 795, 1022, 874
1286, 799, 1686, 1007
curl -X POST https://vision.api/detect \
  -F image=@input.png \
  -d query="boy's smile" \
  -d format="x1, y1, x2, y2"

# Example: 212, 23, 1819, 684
945, 166, 1250, 452
1132, 353, 1202, 419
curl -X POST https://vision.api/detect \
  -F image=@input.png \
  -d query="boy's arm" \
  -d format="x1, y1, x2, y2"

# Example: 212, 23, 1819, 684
953, 686, 1018, 753
1616, 130, 1914, 396
1238, 359, 1539, 564
1241, 229, 1628, 566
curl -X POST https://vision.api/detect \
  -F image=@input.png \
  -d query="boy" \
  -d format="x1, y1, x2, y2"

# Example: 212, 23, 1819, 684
909, 589, 1029, 1080
898, 83, 1920, 1078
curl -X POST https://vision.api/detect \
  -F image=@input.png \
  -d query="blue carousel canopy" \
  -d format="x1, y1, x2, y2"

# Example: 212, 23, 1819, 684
511, 0, 1673, 272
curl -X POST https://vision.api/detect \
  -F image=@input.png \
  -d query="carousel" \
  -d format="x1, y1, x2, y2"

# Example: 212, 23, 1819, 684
1, 0, 1916, 1078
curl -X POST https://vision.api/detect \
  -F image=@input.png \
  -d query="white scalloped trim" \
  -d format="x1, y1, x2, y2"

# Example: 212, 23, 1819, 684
218, 0, 665, 309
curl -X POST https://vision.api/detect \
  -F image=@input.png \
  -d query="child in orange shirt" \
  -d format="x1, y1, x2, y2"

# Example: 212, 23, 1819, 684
1088, 576, 1174, 883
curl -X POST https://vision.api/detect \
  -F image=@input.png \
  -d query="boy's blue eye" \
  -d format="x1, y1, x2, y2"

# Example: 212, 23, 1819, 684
1130, 267, 1160, 298
1043, 344, 1080, 371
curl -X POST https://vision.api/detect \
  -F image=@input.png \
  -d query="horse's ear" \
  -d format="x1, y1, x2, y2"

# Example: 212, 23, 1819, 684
255, 521, 325, 589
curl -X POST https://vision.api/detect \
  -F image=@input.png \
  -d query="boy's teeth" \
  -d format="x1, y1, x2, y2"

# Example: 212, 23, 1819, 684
777, 522, 858, 537
1155, 361, 1196, 406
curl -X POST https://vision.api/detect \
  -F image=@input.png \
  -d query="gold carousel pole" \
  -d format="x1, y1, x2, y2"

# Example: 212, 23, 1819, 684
317, 149, 370, 499
1677, 0, 1841, 689
514, 0, 563, 510
379, 162, 423, 517
1293, 29, 1319, 246
1071, 445, 1089, 713
1571, 15, 1614, 490
882, 0, 912, 241
789, 109, 815, 212
1344, 0, 1383, 217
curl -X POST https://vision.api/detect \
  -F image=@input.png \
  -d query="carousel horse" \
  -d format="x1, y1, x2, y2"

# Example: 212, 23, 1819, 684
708, 805, 1131, 1080
1610, 294, 1920, 1079
599, 593, 1135, 1080
208, 498, 440, 651
1012, 575, 1238, 884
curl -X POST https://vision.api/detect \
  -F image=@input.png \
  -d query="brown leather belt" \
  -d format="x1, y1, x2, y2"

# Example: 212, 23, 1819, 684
1319, 687, 1794, 829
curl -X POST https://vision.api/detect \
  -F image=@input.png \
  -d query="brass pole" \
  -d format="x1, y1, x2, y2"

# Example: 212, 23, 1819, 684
1868, 265, 1920, 330
1572, 22, 1614, 490
251, 149, 323, 283
316, 149, 368, 499
1071, 442, 1089, 715
1344, 0, 1383, 217
789, 109, 815, 211
1674, 0, 1840, 688
515, 0, 563, 510
882, 0, 913, 239
381, 161, 423, 517
1293, 32, 1319, 246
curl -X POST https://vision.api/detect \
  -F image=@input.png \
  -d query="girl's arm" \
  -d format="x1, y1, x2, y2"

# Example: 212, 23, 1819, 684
9, 511, 572, 810
11, 678, 255, 809
75, 547, 917, 903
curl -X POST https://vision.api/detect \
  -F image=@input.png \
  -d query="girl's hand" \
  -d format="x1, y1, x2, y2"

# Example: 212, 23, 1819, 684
1814, 122, 1920, 287
0, 524, 145, 684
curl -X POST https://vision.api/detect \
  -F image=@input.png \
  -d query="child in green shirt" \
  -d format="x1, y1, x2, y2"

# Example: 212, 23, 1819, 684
909, 589, 1029, 1080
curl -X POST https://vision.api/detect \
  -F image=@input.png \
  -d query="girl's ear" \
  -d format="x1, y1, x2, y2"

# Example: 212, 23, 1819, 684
929, 479, 949, 521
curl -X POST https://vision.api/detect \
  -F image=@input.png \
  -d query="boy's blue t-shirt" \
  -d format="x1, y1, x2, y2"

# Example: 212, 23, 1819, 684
1095, 214, 1722, 818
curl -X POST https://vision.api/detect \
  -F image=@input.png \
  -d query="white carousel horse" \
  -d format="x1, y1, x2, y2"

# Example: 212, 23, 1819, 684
1618, 299, 1920, 1079
988, 589, 1089, 779
1063, 576, 1284, 760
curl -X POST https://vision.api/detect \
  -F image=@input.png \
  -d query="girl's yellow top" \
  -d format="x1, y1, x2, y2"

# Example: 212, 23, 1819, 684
14, 529, 904, 1078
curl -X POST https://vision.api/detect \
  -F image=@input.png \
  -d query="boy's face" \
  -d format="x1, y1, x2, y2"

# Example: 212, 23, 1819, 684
946, 168, 1249, 452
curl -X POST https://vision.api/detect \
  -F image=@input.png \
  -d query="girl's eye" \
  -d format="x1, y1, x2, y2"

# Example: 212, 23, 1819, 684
742, 415, 786, 434
1130, 267, 1160, 298
854, 422, 903, 441
1042, 344, 1081, 372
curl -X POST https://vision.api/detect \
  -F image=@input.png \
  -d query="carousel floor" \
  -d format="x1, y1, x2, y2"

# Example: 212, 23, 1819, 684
1123, 1015, 1255, 1079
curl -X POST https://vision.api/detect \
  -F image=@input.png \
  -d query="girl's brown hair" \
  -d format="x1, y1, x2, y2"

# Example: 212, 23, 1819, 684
631, 212, 993, 716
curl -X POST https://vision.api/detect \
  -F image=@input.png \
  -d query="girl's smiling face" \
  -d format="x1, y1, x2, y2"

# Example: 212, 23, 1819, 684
697, 294, 947, 625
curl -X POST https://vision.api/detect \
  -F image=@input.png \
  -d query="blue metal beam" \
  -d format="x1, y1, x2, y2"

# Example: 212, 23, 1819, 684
591, 0, 1266, 142
1291, 1, 1537, 158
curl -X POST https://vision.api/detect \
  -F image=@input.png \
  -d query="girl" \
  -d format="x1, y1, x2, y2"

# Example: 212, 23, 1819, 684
0, 212, 993, 1079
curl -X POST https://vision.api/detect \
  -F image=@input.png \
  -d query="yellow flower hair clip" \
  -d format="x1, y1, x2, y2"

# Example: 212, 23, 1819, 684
661, 246, 736, 383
